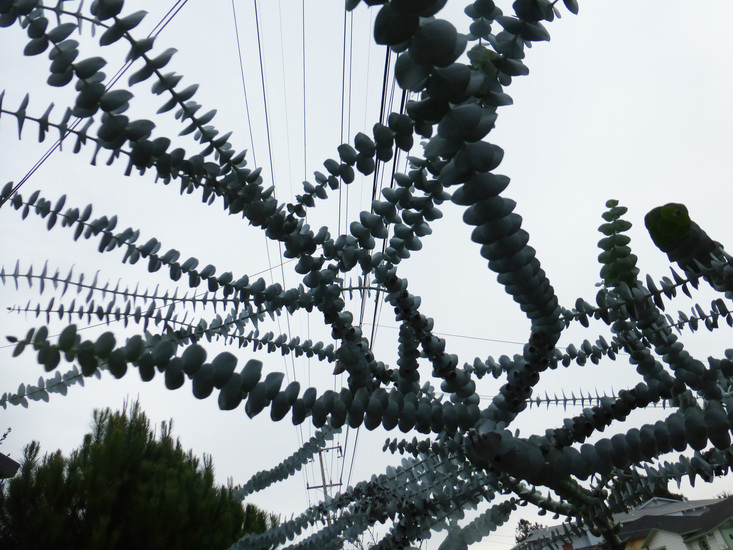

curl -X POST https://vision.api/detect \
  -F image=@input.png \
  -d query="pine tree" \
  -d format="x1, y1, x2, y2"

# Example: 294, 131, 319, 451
515, 519, 546, 543
0, 401, 276, 550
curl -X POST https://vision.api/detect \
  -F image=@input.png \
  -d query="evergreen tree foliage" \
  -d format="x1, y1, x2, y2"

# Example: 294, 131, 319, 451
0, 401, 276, 550
515, 519, 545, 543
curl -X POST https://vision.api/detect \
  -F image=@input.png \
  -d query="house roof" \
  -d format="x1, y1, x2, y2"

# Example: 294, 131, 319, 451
0, 451, 20, 478
512, 497, 733, 550
518, 523, 597, 550
625, 496, 733, 544
616, 497, 720, 523
619, 498, 731, 538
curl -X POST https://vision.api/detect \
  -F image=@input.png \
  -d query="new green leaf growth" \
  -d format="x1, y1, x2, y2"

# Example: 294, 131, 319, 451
644, 203, 692, 250
645, 203, 732, 292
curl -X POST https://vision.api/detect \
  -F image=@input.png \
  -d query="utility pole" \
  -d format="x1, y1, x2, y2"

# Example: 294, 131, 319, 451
307, 445, 343, 525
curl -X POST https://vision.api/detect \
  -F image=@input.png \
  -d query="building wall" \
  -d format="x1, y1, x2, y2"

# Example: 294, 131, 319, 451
626, 536, 646, 550
688, 530, 728, 550
645, 530, 688, 550
711, 529, 728, 550
720, 526, 733, 550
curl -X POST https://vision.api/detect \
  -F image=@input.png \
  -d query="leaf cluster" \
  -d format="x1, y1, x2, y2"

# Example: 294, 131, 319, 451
5, 1, 733, 550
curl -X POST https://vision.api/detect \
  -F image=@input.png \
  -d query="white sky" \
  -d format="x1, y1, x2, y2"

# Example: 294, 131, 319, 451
2, 1, 733, 548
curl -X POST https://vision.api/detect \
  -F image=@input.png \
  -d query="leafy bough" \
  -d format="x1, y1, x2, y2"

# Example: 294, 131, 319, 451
5, 0, 733, 549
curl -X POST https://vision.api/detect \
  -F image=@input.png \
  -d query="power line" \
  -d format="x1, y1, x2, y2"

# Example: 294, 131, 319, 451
276, 0, 294, 199
249, 0, 320, 509
301, 0, 307, 182
231, 0, 257, 168
253, 0, 277, 187
337, 9, 348, 235
361, 323, 532, 348
346, 17, 403, 493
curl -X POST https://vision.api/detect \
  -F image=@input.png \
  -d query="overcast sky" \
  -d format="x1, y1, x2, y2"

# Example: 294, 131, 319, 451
2, 1, 733, 548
